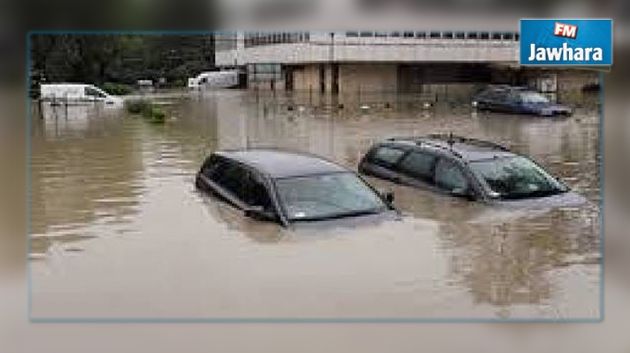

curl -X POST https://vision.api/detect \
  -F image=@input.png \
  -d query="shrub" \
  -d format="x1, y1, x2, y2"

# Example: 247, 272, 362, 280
125, 99, 151, 114
172, 78, 186, 87
125, 99, 166, 124
101, 82, 133, 95
147, 106, 166, 124
140, 103, 165, 123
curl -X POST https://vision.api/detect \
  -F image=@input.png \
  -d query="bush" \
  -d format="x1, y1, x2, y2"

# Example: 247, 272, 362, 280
172, 78, 186, 87
125, 99, 151, 114
125, 99, 166, 124
147, 107, 166, 124
101, 82, 133, 95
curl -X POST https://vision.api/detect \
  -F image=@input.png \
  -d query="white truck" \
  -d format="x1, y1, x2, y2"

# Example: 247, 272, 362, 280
40, 83, 123, 106
187, 70, 239, 90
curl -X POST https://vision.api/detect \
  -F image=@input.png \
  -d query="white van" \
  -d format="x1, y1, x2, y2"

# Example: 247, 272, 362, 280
40, 83, 123, 106
188, 70, 239, 90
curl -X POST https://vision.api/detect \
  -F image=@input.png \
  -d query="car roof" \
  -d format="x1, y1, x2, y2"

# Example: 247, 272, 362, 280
478, 85, 529, 93
383, 134, 516, 162
486, 84, 527, 90
41, 83, 93, 87
214, 149, 348, 178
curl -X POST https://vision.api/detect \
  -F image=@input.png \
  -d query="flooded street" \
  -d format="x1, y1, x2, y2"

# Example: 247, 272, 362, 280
29, 90, 601, 320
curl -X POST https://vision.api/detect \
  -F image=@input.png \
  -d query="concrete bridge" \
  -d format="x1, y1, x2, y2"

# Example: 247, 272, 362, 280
216, 31, 519, 66
213, 31, 594, 96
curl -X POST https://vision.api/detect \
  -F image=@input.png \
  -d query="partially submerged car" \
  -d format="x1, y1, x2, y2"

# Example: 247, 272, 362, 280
358, 134, 587, 208
195, 149, 397, 227
472, 85, 572, 117
188, 70, 239, 90
40, 83, 123, 106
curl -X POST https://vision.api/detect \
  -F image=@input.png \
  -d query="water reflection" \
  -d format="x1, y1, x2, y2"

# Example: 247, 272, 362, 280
366, 174, 599, 317
30, 89, 601, 319
30, 99, 217, 258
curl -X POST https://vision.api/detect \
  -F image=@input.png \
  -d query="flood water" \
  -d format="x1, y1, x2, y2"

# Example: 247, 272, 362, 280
29, 89, 601, 320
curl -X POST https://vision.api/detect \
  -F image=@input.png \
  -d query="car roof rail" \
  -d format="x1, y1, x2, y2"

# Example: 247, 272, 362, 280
418, 140, 464, 158
424, 133, 510, 152
385, 135, 464, 158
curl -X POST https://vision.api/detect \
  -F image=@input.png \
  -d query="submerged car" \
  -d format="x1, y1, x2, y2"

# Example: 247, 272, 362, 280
195, 149, 397, 227
472, 85, 572, 117
358, 134, 587, 208
40, 83, 123, 106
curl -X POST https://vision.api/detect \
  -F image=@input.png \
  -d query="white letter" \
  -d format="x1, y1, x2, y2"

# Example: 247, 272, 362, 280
528, 43, 536, 61
563, 43, 572, 61
593, 48, 603, 61
547, 46, 562, 61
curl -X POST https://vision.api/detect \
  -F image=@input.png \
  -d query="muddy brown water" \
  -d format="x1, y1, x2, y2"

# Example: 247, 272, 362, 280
29, 90, 600, 319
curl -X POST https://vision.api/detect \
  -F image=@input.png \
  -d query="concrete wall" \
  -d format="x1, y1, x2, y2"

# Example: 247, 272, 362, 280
288, 63, 398, 93
555, 70, 599, 91
248, 80, 286, 91
239, 62, 600, 107
518, 68, 599, 91
292, 65, 321, 92
338, 64, 397, 93
216, 36, 519, 67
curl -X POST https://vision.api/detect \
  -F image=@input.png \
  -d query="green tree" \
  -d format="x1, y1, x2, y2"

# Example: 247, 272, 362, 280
31, 34, 215, 87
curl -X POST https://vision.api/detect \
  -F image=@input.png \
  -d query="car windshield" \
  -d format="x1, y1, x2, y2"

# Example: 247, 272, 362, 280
519, 92, 549, 103
274, 172, 387, 221
470, 156, 568, 200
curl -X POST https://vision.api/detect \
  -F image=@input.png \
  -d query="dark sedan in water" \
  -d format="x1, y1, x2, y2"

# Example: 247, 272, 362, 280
358, 134, 587, 209
472, 86, 572, 117
195, 149, 397, 227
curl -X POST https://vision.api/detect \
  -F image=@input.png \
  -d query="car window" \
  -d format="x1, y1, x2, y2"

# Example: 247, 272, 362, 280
202, 156, 226, 181
242, 171, 274, 211
491, 90, 508, 101
507, 92, 521, 103
213, 160, 248, 200
275, 172, 386, 221
435, 158, 468, 192
398, 151, 437, 183
470, 156, 568, 200
476, 89, 491, 100
203, 157, 274, 209
85, 87, 107, 98
370, 146, 406, 167
520, 92, 550, 103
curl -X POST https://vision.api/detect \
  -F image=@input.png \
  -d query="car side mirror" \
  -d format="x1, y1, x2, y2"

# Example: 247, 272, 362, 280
381, 191, 395, 204
244, 206, 277, 221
